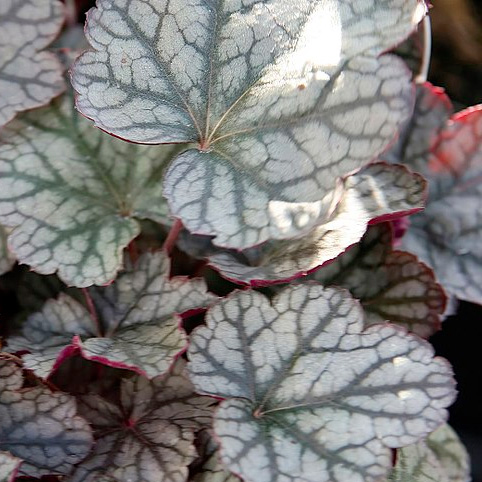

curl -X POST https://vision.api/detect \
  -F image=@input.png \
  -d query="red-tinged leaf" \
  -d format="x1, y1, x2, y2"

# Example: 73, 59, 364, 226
0, 358, 93, 478
402, 106, 482, 304
6, 252, 215, 379
68, 359, 215, 482
0, 0, 65, 127
0, 451, 21, 482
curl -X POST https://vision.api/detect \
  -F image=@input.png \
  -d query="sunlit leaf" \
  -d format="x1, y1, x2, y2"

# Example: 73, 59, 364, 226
302, 223, 445, 338
0, 0, 65, 127
6, 252, 215, 378
0, 357, 93, 477
389, 424, 471, 482
179, 163, 426, 285
72, 0, 424, 249
401, 105, 482, 304
0, 92, 181, 287
188, 285, 456, 482
0, 225, 15, 275
69, 359, 215, 482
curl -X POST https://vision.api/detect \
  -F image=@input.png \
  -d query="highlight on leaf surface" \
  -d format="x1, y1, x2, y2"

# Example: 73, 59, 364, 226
72, 0, 424, 249
188, 285, 457, 482
301, 223, 446, 338
0, 0, 65, 127
6, 252, 215, 379
179, 163, 426, 285
0, 225, 15, 276
0, 357, 93, 478
389, 424, 471, 482
0, 92, 182, 287
0, 451, 21, 482
401, 104, 482, 305
69, 359, 216, 482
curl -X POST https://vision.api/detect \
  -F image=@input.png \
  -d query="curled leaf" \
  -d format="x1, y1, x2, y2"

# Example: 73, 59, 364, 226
188, 285, 456, 482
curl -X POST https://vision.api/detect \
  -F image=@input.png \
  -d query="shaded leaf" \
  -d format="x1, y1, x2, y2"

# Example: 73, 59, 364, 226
0, 225, 15, 276
0, 0, 65, 127
401, 105, 482, 304
6, 252, 215, 378
69, 359, 215, 482
179, 163, 426, 285
188, 285, 456, 482
72, 0, 423, 249
0, 358, 93, 477
0, 92, 181, 287
389, 424, 471, 482
302, 223, 445, 338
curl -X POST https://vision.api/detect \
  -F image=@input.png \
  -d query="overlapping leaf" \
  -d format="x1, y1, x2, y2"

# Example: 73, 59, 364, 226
0, 225, 15, 275
69, 359, 215, 482
179, 163, 426, 285
301, 223, 445, 338
188, 285, 456, 482
72, 0, 424, 249
0, 451, 21, 482
401, 104, 482, 304
0, 0, 65, 127
0, 92, 181, 287
0, 358, 93, 477
389, 424, 470, 482
6, 252, 215, 378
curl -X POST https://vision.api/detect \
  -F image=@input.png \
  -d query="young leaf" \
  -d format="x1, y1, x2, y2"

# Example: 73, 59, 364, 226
0, 225, 15, 276
0, 451, 21, 482
188, 285, 456, 482
389, 424, 471, 482
0, 0, 65, 127
401, 106, 482, 305
69, 359, 215, 482
7, 252, 215, 379
0, 92, 180, 287
179, 163, 426, 285
72, 0, 423, 249
0, 358, 93, 477
302, 223, 445, 338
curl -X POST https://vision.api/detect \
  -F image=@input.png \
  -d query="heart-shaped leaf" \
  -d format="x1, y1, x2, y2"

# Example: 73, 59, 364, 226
0, 225, 15, 276
6, 252, 215, 378
179, 163, 426, 285
389, 424, 470, 482
401, 105, 482, 304
188, 285, 456, 482
69, 359, 215, 482
72, 0, 424, 249
0, 92, 181, 287
302, 223, 445, 338
0, 357, 93, 477
0, 0, 65, 127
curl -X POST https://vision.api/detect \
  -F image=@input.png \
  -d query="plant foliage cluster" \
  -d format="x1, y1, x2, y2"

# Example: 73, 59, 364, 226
0, 0, 479, 481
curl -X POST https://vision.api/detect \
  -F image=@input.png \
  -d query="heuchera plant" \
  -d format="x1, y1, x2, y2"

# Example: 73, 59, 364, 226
0, 0, 478, 480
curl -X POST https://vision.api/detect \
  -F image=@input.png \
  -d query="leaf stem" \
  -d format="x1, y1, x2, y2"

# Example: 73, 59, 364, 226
127, 239, 139, 264
82, 288, 102, 336
163, 219, 183, 255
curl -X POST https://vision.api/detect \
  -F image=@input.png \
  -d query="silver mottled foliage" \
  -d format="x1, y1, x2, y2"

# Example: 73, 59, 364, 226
0, 451, 21, 482
72, 0, 424, 249
389, 424, 471, 482
303, 223, 445, 338
179, 163, 426, 285
0, 225, 15, 275
401, 105, 482, 305
188, 286, 456, 482
0, 92, 180, 287
69, 359, 215, 482
7, 252, 215, 379
0, 358, 93, 477
0, 0, 65, 127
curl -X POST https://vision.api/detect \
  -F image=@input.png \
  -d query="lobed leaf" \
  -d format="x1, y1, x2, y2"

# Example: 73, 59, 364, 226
0, 225, 15, 276
72, 0, 424, 249
0, 358, 93, 477
188, 285, 456, 482
7, 252, 215, 378
302, 223, 445, 338
0, 92, 180, 287
179, 163, 426, 285
401, 105, 482, 304
0, 0, 65, 127
389, 424, 471, 482
69, 359, 215, 482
